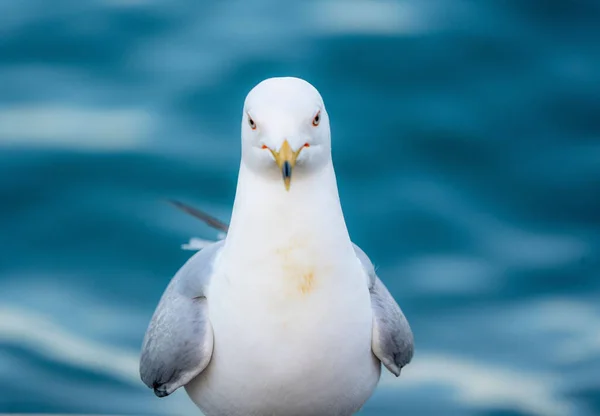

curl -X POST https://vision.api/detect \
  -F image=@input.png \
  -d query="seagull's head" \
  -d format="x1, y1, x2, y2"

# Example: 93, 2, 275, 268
241, 77, 331, 191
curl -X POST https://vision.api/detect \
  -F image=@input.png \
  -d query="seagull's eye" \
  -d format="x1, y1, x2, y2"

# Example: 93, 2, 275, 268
248, 116, 257, 130
312, 111, 320, 127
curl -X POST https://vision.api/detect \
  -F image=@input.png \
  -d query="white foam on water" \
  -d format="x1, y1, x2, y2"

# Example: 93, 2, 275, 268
310, 0, 427, 35
505, 298, 600, 365
381, 352, 571, 416
400, 254, 497, 294
0, 106, 153, 151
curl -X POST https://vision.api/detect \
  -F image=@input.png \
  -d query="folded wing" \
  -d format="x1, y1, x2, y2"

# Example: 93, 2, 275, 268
353, 244, 414, 376
140, 241, 224, 397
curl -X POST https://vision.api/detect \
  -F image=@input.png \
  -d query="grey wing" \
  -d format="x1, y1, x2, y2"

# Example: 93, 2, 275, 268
353, 243, 414, 376
140, 241, 224, 397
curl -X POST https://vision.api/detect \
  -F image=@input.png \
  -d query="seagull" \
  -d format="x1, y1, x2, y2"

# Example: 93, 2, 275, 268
140, 77, 414, 416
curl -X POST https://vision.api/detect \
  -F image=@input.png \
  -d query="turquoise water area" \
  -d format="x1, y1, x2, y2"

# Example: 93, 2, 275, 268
1, 1, 599, 415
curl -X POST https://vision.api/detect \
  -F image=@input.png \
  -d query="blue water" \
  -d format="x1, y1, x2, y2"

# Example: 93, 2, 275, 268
1, 1, 599, 415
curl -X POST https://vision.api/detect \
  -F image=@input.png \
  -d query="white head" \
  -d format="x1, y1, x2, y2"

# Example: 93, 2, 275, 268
241, 77, 331, 191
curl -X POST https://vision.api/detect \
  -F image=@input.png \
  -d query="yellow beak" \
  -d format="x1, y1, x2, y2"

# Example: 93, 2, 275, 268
268, 140, 304, 191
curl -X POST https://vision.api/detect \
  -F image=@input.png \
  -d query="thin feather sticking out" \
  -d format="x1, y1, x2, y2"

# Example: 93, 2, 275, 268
169, 200, 229, 250
168, 199, 230, 232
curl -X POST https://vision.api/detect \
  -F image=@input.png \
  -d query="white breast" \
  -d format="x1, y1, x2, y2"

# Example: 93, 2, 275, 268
185, 239, 380, 416
184, 163, 381, 415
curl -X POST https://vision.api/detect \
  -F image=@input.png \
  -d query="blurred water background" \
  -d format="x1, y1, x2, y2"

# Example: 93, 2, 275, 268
1, 0, 599, 415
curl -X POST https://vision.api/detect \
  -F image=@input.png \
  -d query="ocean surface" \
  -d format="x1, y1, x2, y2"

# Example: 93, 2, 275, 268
1, 1, 599, 415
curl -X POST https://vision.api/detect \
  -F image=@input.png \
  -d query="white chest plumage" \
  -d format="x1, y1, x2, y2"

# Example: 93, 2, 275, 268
184, 165, 381, 416
186, 251, 380, 416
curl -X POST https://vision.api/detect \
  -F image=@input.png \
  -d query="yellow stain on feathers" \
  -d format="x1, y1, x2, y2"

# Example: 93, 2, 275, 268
298, 271, 315, 295
274, 239, 317, 296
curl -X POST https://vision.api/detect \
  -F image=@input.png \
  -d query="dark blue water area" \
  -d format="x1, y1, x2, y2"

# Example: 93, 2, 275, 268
1, 0, 599, 415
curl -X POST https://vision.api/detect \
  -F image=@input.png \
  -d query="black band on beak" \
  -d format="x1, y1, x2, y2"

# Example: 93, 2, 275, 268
282, 161, 292, 181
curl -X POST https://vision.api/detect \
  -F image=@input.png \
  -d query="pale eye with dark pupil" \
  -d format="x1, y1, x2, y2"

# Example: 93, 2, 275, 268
312, 112, 320, 126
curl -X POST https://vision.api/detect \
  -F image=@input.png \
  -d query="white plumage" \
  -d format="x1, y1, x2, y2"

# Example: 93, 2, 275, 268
140, 77, 413, 416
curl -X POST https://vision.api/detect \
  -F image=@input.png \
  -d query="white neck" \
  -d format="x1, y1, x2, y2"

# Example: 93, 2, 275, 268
222, 160, 355, 270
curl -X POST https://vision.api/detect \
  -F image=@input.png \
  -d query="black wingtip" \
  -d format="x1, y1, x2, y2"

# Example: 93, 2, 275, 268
152, 382, 170, 398
167, 199, 230, 233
